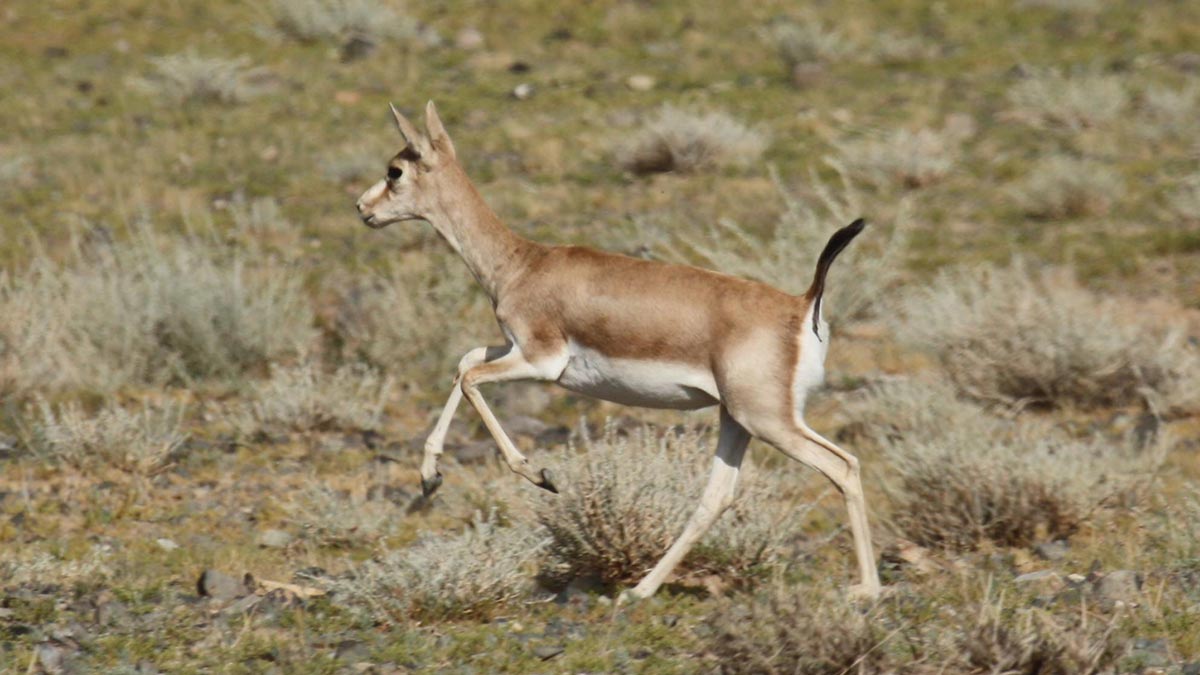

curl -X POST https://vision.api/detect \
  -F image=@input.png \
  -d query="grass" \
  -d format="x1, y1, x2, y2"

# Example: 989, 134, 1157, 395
1, 0, 1199, 670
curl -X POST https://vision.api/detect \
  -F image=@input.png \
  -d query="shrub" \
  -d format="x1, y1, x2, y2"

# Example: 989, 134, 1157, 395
1011, 154, 1124, 218
229, 362, 393, 436
1167, 174, 1200, 225
1007, 69, 1128, 131
269, 0, 417, 44
704, 585, 887, 674
0, 545, 114, 588
537, 423, 813, 588
617, 106, 767, 175
1139, 84, 1199, 140
832, 125, 967, 189
896, 261, 1192, 408
321, 143, 382, 184
23, 398, 187, 474
768, 18, 851, 69
133, 51, 269, 104
0, 155, 29, 194
280, 482, 403, 548
0, 227, 315, 396
615, 167, 908, 326
332, 512, 547, 622
332, 254, 493, 391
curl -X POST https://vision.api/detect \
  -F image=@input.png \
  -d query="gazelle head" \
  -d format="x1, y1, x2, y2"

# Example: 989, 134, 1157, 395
356, 100, 458, 229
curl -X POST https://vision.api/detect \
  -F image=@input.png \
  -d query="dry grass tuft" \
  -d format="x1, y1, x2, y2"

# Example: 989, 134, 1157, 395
1011, 154, 1124, 218
617, 106, 767, 175
768, 18, 852, 69
280, 482, 403, 548
133, 51, 270, 104
230, 362, 392, 436
332, 512, 547, 622
1007, 69, 1128, 131
269, 0, 417, 44
1167, 174, 1200, 225
537, 422, 813, 588
704, 586, 886, 674
0, 228, 314, 396
896, 260, 1193, 408
0, 545, 115, 588
22, 398, 187, 474
1138, 84, 1199, 140
832, 123, 970, 189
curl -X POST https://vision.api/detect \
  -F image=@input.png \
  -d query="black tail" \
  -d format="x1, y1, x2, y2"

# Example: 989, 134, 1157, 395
804, 218, 866, 341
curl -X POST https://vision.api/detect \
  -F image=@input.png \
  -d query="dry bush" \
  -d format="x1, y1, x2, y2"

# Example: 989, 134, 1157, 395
332, 512, 547, 622
132, 51, 270, 104
1007, 69, 1128, 131
619, 167, 908, 326
896, 261, 1193, 408
333, 254, 493, 391
269, 0, 417, 44
768, 18, 852, 68
1011, 154, 1124, 218
280, 482, 403, 548
537, 423, 814, 588
832, 124, 969, 189
954, 596, 1125, 674
0, 545, 115, 588
0, 227, 315, 396
229, 362, 392, 436
704, 586, 887, 675
1167, 174, 1200, 225
839, 376, 1000, 449
1139, 84, 1199, 140
0, 155, 29, 194
1018, 0, 1101, 12
22, 398, 187, 474
617, 106, 767, 175
321, 143, 382, 184
229, 196, 288, 235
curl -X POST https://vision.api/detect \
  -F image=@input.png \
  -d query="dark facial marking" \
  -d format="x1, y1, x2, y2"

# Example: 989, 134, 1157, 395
395, 145, 422, 162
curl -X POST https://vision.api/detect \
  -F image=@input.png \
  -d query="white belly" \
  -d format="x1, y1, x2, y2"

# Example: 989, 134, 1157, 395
555, 342, 720, 410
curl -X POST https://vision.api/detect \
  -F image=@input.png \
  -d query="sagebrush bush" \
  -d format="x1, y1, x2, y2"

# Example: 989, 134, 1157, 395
280, 482, 402, 548
537, 423, 813, 588
0, 155, 28, 193
895, 261, 1192, 408
1012, 154, 1123, 218
768, 18, 851, 68
955, 596, 1125, 674
0, 228, 314, 395
617, 167, 908, 326
1138, 85, 1199, 140
1007, 69, 1128, 131
270, 0, 417, 44
617, 106, 767, 175
705, 586, 885, 675
1167, 175, 1200, 224
832, 125, 967, 188
333, 254, 493, 391
0, 545, 115, 588
229, 362, 392, 436
134, 51, 269, 104
332, 512, 547, 622
24, 398, 187, 474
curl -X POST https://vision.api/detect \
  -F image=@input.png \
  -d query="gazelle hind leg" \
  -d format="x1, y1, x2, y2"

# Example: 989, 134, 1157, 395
459, 347, 565, 492
621, 407, 751, 602
756, 421, 881, 598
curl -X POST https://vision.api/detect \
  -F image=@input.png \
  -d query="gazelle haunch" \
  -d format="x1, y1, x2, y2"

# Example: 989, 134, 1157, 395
356, 101, 882, 601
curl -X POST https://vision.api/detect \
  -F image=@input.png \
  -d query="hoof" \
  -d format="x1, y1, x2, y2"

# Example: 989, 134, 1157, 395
420, 472, 443, 498
536, 468, 559, 494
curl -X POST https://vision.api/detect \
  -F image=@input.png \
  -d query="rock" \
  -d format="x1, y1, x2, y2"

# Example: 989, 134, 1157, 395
455, 27, 484, 51
1129, 637, 1172, 668
257, 529, 293, 549
36, 642, 68, 674
505, 415, 549, 438
155, 538, 180, 552
221, 594, 262, 617
197, 569, 249, 601
661, 614, 680, 628
1094, 570, 1142, 606
1014, 570, 1064, 596
339, 36, 376, 63
336, 639, 371, 662
1033, 540, 1069, 562
532, 645, 564, 661
627, 74, 656, 91
512, 83, 534, 100
334, 90, 362, 106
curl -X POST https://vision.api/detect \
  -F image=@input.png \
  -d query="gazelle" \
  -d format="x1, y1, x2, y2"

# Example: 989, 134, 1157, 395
356, 101, 882, 601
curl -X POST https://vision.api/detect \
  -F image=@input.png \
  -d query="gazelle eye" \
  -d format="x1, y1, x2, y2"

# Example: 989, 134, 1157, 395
387, 166, 403, 181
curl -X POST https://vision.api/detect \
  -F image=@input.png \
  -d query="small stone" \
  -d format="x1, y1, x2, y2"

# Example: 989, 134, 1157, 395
156, 538, 180, 552
505, 415, 549, 438
1033, 540, 1069, 562
257, 529, 293, 549
455, 27, 484, 51
36, 642, 66, 674
1094, 570, 1142, 605
221, 594, 262, 617
626, 74, 655, 91
260, 145, 279, 163
533, 645, 564, 661
334, 90, 362, 106
197, 569, 248, 601
336, 639, 371, 663
1014, 570, 1064, 596
661, 614, 679, 628
512, 83, 534, 100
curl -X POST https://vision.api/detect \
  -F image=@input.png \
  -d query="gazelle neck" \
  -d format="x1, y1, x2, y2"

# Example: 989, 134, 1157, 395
424, 165, 535, 302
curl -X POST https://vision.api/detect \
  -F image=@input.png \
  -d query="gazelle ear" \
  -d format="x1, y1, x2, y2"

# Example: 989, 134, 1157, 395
424, 100, 456, 160
390, 103, 430, 155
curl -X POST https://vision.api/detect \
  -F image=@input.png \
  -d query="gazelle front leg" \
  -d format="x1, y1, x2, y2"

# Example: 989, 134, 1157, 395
421, 345, 509, 497
459, 346, 565, 492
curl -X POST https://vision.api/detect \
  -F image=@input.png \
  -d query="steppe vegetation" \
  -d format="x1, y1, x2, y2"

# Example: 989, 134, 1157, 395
1, 0, 1198, 672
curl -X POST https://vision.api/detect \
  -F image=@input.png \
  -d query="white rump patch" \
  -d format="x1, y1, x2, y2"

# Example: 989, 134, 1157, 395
793, 303, 829, 414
